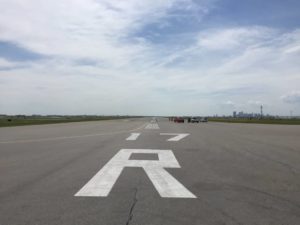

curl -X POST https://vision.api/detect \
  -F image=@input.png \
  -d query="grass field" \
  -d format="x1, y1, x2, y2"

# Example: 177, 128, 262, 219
209, 118, 300, 125
0, 116, 136, 127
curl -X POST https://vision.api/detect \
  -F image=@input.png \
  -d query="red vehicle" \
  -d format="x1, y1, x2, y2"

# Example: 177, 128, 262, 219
174, 117, 184, 123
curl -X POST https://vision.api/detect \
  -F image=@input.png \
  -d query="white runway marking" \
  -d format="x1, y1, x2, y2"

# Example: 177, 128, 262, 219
145, 123, 160, 129
160, 133, 190, 141
126, 133, 140, 141
75, 149, 196, 198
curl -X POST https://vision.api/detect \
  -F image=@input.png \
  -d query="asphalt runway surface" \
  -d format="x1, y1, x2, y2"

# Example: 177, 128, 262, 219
1, 118, 300, 225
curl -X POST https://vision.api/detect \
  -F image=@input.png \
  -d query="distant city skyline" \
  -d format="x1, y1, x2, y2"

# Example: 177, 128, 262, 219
0, 0, 300, 116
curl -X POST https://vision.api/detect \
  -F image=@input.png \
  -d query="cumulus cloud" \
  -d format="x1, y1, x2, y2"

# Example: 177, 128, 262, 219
0, 1, 299, 115
281, 91, 300, 104
0, 1, 160, 68
0, 0, 211, 67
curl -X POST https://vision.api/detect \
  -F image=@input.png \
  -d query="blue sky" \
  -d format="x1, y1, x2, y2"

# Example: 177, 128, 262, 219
0, 41, 45, 61
0, 0, 300, 116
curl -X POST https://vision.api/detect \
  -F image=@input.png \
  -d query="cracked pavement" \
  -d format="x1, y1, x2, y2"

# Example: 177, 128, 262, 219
125, 187, 138, 225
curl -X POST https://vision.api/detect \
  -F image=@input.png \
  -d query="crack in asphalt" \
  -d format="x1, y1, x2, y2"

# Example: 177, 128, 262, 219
125, 187, 138, 225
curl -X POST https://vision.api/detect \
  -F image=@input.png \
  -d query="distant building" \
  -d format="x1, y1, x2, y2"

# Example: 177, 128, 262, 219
233, 111, 237, 118
235, 111, 261, 118
238, 111, 244, 117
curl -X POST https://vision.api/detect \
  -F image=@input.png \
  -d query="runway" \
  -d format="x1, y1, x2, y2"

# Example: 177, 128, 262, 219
1, 118, 300, 225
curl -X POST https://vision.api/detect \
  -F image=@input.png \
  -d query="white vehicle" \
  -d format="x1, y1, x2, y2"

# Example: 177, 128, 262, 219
190, 117, 200, 123
200, 117, 208, 122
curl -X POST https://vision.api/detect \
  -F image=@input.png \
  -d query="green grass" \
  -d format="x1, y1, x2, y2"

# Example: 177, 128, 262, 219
208, 118, 300, 125
0, 116, 136, 127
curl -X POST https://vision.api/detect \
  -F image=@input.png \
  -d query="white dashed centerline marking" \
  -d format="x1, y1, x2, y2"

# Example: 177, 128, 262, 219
160, 133, 190, 141
126, 133, 140, 141
145, 123, 160, 129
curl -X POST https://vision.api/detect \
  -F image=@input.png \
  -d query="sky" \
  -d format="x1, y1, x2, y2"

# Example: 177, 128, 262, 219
0, 0, 300, 116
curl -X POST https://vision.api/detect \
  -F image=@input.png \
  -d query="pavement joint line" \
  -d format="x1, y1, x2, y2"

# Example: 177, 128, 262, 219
0, 123, 148, 144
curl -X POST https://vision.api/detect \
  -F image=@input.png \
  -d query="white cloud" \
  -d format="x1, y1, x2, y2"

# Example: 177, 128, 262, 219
222, 100, 235, 107
0, 58, 17, 68
0, 1, 300, 116
281, 29, 300, 54
0, 0, 211, 68
0, 0, 177, 66
247, 100, 263, 106
281, 91, 300, 104
197, 27, 275, 50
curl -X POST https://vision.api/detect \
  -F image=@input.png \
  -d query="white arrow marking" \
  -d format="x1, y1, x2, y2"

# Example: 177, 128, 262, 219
160, 133, 190, 141
126, 133, 140, 141
75, 149, 196, 198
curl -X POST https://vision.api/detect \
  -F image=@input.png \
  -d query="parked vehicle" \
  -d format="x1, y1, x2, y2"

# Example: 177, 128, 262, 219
174, 117, 184, 123
200, 117, 208, 122
190, 117, 200, 123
